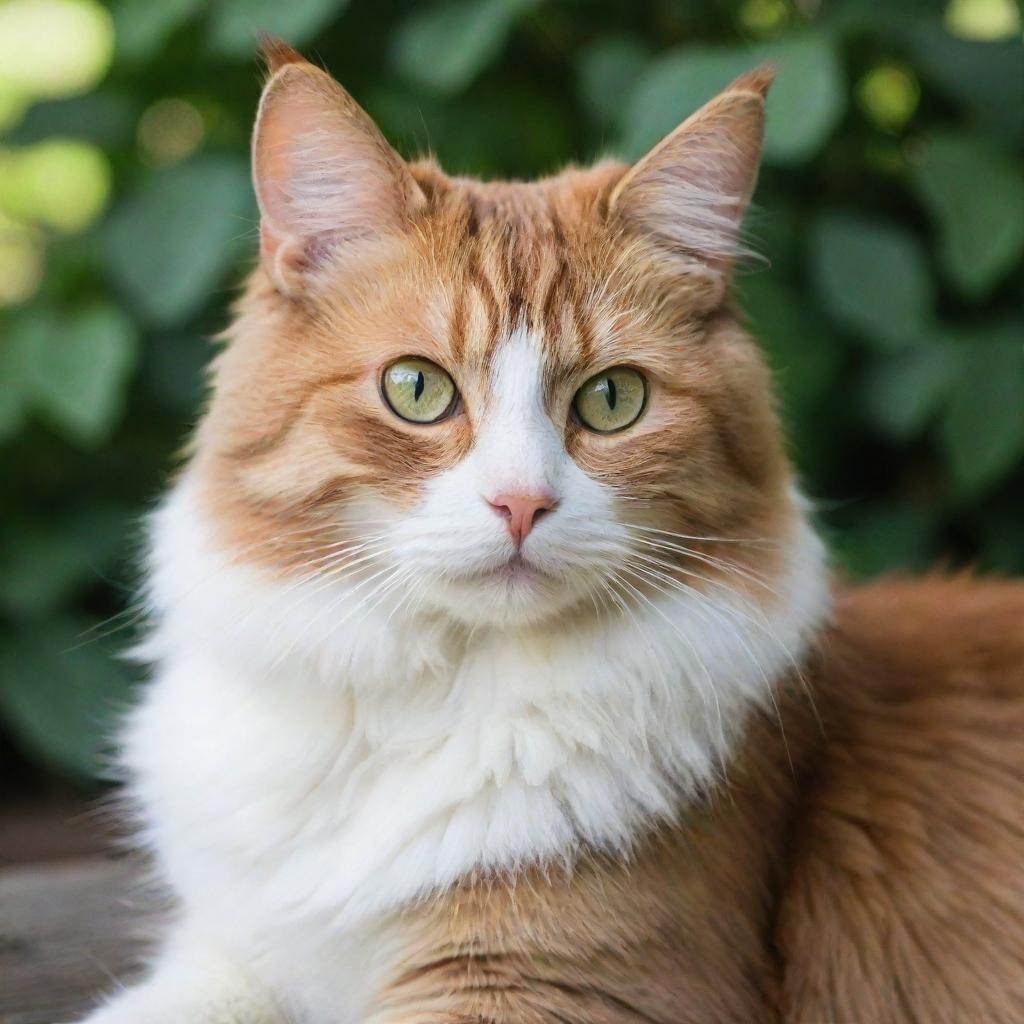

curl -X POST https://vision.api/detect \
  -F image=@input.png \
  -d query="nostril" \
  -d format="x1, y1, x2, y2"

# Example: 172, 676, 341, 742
486, 498, 513, 519
531, 504, 553, 526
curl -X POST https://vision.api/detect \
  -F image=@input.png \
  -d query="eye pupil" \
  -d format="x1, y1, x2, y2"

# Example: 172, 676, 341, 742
573, 367, 646, 434
382, 358, 457, 424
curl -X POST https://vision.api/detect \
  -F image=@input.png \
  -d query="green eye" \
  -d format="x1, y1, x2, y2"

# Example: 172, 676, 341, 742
573, 367, 647, 434
382, 358, 457, 424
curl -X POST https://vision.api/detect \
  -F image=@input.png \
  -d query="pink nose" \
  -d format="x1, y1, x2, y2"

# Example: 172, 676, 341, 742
487, 492, 557, 545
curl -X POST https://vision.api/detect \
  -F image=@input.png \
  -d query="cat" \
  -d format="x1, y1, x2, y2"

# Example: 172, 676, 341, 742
78, 38, 1024, 1024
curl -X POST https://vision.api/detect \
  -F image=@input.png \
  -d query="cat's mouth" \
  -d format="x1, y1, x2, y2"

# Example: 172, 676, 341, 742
423, 549, 588, 624
457, 553, 551, 587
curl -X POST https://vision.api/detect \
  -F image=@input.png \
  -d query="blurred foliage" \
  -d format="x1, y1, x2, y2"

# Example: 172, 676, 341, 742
0, 0, 1022, 784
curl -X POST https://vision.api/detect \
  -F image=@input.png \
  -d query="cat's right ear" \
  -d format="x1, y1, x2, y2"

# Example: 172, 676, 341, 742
252, 39, 425, 295
608, 65, 774, 301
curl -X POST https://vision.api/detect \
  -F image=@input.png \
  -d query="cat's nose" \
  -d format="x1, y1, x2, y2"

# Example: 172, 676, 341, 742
487, 491, 558, 545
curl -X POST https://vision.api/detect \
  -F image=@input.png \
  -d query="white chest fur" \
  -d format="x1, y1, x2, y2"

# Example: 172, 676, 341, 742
122, 475, 828, 1019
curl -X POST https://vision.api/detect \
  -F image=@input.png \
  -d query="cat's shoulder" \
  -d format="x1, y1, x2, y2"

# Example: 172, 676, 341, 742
818, 572, 1024, 729
775, 574, 1024, 1022
830, 572, 1024, 674
805, 573, 1024, 836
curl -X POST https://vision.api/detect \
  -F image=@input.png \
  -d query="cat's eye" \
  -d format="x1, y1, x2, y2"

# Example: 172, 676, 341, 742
382, 357, 458, 424
573, 367, 647, 434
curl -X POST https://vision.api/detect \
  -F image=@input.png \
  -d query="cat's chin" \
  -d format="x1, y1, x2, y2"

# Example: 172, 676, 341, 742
455, 553, 550, 587
424, 558, 592, 627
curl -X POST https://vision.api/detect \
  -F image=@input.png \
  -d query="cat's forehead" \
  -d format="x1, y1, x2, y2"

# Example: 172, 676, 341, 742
405, 160, 671, 384
410, 158, 627, 231
440, 225, 596, 376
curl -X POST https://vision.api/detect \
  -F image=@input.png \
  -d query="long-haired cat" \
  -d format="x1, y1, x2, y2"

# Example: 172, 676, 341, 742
78, 40, 1024, 1024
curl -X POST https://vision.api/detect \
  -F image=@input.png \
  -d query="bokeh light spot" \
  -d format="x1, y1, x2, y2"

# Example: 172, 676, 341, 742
0, 0, 114, 101
0, 214, 44, 306
857, 64, 921, 133
0, 83, 29, 135
738, 0, 790, 36
137, 98, 206, 166
944, 0, 1021, 40
0, 140, 112, 234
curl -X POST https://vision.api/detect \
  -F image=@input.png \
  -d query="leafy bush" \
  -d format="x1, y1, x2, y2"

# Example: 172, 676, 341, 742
0, 0, 1021, 783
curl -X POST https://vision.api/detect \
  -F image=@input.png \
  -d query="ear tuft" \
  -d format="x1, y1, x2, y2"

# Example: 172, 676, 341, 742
727, 62, 777, 100
259, 35, 308, 76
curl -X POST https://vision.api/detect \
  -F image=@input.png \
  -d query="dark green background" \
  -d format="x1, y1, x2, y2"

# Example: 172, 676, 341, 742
1, 0, 1022, 787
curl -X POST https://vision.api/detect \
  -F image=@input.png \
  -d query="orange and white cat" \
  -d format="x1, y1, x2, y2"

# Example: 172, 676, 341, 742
79, 41, 1024, 1024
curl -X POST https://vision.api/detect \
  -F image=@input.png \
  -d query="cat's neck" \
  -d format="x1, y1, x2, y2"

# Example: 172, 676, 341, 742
135, 472, 831, 924
371, 669, 826, 1024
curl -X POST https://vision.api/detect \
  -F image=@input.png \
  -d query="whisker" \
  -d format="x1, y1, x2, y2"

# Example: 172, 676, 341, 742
617, 557, 813, 763
266, 560, 406, 673
620, 521, 779, 549
607, 570, 722, 741
621, 551, 774, 631
625, 535, 782, 599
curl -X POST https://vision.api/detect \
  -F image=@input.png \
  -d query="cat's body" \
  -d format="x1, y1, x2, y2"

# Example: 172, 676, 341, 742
80, 42, 1024, 1024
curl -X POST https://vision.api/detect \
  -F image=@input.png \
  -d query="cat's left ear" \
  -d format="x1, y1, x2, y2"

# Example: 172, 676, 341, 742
252, 39, 426, 295
608, 65, 774, 294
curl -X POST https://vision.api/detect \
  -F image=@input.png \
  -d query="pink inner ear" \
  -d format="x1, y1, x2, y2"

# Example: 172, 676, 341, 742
259, 220, 282, 263
255, 95, 305, 256
679, 92, 766, 206
252, 65, 423, 285
610, 89, 767, 267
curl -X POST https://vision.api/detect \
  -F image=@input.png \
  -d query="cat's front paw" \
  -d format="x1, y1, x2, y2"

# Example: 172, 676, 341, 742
74, 988, 288, 1024
74, 1003, 151, 1024
73, 1001, 165, 1024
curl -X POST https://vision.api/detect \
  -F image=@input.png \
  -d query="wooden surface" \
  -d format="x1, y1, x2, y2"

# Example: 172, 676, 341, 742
0, 858, 158, 1024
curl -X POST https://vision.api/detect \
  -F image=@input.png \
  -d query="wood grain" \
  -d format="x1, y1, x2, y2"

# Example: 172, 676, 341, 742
0, 858, 161, 1024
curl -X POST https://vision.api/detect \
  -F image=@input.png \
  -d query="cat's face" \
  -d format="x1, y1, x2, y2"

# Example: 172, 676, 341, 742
192, 44, 795, 630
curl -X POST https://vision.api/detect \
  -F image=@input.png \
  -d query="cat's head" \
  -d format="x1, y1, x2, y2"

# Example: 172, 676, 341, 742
187, 41, 805, 632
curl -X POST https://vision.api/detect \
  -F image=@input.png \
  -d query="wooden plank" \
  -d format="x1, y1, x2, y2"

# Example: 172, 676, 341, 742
0, 800, 113, 868
0, 858, 162, 1024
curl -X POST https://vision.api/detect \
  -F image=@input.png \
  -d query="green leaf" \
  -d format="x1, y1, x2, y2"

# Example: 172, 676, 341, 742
7, 93, 139, 147
0, 508, 132, 617
209, 0, 350, 58
392, 0, 537, 96
861, 336, 963, 440
0, 619, 136, 780
905, 24, 1024, 144
0, 325, 32, 441
836, 504, 939, 578
941, 321, 1024, 496
737, 273, 845, 478
15, 305, 138, 445
369, 83, 573, 178
112, 0, 205, 62
910, 134, 1024, 299
620, 32, 845, 164
980, 506, 1024, 575
577, 36, 650, 125
810, 213, 935, 350
739, 274, 843, 414
824, 0, 946, 25
101, 155, 253, 327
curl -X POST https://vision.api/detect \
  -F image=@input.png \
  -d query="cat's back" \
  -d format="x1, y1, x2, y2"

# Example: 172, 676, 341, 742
777, 576, 1024, 1023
